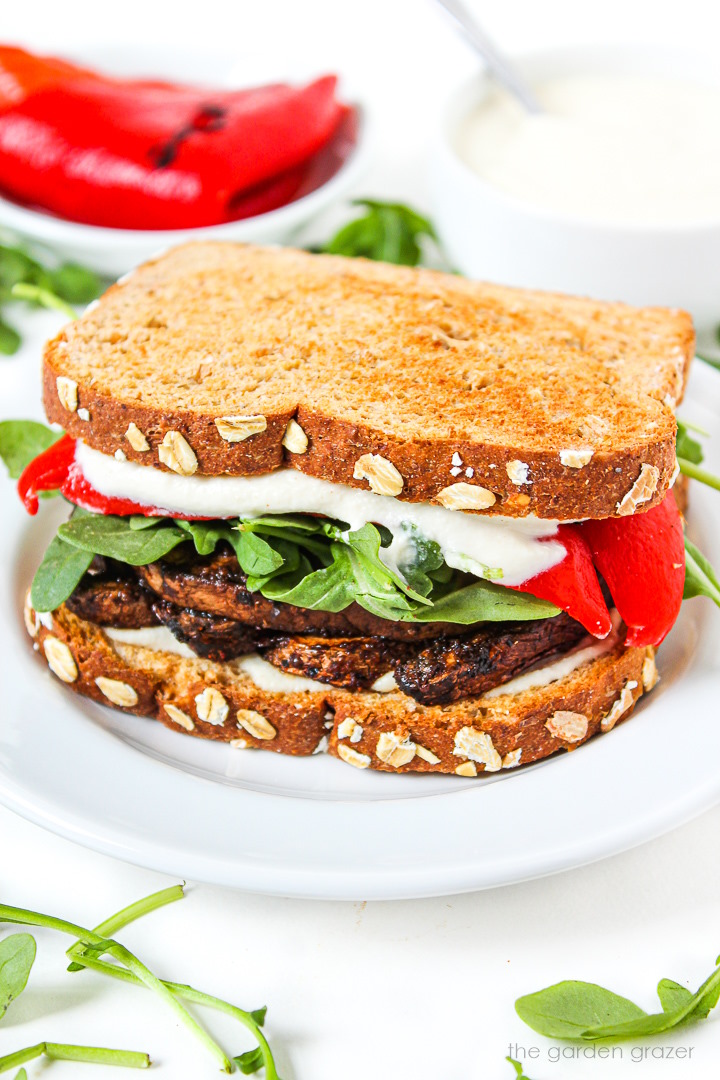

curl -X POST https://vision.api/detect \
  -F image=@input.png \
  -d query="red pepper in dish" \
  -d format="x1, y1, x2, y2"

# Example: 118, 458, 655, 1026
0, 51, 349, 229
580, 492, 685, 647
511, 525, 613, 638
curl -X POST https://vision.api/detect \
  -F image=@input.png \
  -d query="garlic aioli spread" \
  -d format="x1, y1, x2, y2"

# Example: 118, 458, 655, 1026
75, 441, 565, 587
456, 73, 720, 224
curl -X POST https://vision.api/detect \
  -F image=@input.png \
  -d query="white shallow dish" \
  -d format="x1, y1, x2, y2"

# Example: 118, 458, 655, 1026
0, 46, 372, 277
1, 364, 719, 900
430, 46, 720, 331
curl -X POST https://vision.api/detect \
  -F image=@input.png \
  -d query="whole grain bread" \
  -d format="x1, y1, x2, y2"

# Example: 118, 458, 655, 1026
26, 597, 657, 775
43, 243, 694, 521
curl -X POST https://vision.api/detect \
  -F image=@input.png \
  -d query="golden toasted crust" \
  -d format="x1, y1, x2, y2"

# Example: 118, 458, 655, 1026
27, 599, 656, 774
43, 243, 693, 520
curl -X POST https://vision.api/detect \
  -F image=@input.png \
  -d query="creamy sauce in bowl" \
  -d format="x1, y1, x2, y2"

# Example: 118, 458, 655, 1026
455, 73, 720, 225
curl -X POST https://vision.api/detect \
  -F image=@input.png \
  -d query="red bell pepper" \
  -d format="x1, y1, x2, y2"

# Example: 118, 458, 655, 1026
0, 46, 102, 110
18, 437, 206, 519
0, 66, 348, 229
18, 433, 75, 514
580, 492, 685, 647
511, 525, 613, 638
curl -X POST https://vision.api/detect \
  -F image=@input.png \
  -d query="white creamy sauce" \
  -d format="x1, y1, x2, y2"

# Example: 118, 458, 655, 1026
484, 611, 622, 698
105, 625, 196, 658
235, 654, 327, 694
75, 442, 565, 587
456, 73, 720, 224
105, 626, 328, 693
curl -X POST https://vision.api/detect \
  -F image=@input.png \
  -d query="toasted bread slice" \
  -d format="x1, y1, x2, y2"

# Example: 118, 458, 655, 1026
43, 243, 694, 520
27, 599, 656, 775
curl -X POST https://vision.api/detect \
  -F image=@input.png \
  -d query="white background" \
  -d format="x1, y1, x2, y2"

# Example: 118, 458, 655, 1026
3, 1, 720, 1077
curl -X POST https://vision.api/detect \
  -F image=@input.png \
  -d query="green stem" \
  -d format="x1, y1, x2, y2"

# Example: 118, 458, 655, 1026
67, 954, 278, 1080
10, 282, 77, 320
0, 1043, 149, 1072
0, 905, 232, 1074
677, 458, 720, 491
67, 884, 184, 971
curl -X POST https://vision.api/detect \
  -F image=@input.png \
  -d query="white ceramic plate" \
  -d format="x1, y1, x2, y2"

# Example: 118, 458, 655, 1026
1, 365, 719, 900
0, 46, 373, 276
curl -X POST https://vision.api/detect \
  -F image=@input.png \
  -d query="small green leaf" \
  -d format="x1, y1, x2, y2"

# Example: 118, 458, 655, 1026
58, 513, 187, 564
684, 536, 720, 606
506, 1058, 534, 1080
409, 579, 560, 623
0, 420, 62, 478
515, 980, 647, 1039
13, 1069, 27, 1079
657, 978, 694, 1014
676, 420, 704, 465
234, 1047, 264, 1074
30, 535, 93, 612
0, 934, 36, 1020
177, 520, 231, 556
49, 263, 102, 305
232, 529, 284, 577
321, 199, 444, 268
250, 1006, 267, 1027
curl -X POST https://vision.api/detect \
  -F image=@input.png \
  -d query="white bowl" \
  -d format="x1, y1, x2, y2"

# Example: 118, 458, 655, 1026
0, 46, 373, 277
430, 46, 720, 330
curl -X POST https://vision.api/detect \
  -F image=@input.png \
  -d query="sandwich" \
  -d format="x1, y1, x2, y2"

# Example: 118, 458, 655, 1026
12, 242, 694, 776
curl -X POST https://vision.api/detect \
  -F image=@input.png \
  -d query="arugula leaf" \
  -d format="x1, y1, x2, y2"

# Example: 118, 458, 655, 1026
409, 579, 560, 623
676, 419, 704, 464
235, 1047, 264, 1074
176, 520, 233, 557
656, 978, 694, 1014
260, 547, 356, 612
0, 420, 61, 479
231, 528, 284, 577
517, 955, 720, 1042
0, 934, 36, 1020
58, 514, 187, 564
684, 537, 720, 606
49, 263, 101, 305
393, 525, 445, 598
515, 980, 647, 1039
30, 534, 94, 612
320, 199, 445, 267
506, 1058, 535, 1080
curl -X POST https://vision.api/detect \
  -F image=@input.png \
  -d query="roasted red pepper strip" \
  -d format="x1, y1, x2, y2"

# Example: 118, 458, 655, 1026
17, 433, 75, 514
511, 525, 613, 638
0, 71, 347, 229
18, 437, 208, 519
0, 46, 102, 110
580, 492, 685, 647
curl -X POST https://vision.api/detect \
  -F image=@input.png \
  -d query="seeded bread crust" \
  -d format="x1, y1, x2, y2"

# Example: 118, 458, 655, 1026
43, 243, 693, 520
26, 599, 656, 775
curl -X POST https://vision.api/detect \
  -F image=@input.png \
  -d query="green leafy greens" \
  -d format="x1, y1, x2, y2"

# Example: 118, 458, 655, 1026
318, 199, 452, 268
0, 886, 281, 1076
515, 952, 720, 1041
28, 500, 558, 624
0, 239, 101, 355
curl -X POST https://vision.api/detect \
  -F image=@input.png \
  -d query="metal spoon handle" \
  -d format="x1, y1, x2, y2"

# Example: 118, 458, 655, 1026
435, 0, 543, 114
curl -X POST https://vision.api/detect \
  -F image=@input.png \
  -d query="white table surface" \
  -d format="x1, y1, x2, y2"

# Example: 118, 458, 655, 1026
3, 1, 720, 1076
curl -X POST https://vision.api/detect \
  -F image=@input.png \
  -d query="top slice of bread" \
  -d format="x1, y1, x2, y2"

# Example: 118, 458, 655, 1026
43, 242, 694, 520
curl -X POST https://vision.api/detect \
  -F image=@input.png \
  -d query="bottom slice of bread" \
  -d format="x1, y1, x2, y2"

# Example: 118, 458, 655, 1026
25, 599, 659, 776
